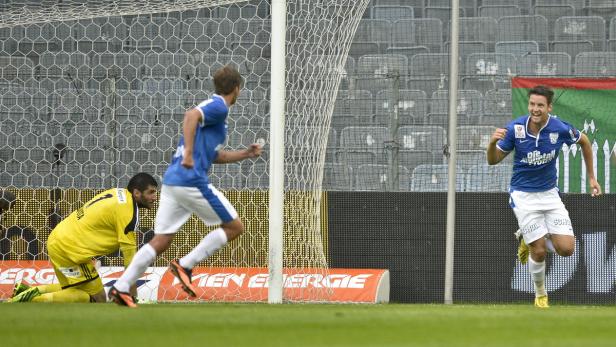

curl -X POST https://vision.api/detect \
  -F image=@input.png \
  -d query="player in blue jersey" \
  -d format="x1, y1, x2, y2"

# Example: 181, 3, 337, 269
487, 85, 602, 308
110, 65, 262, 307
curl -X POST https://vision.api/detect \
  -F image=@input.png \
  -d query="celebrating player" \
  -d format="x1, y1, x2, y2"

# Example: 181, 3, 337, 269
8, 173, 158, 303
487, 85, 602, 308
109, 65, 262, 307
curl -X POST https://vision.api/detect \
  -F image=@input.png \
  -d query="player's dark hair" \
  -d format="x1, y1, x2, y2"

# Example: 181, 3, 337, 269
528, 85, 554, 105
127, 173, 158, 193
213, 65, 243, 95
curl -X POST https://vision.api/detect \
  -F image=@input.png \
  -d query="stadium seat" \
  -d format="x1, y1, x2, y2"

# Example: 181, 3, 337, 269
610, 17, 616, 51
534, 0, 585, 14
425, 7, 466, 41
393, 19, 443, 53
337, 126, 388, 168
371, 5, 414, 20
410, 53, 457, 79
430, 90, 483, 122
375, 89, 429, 126
550, 41, 594, 64
574, 52, 616, 76
425, 113, 472, 126
406, 77, 448, 100
372, 0, 426, 17
331, 90, 374, 131
497, 15, 549, 51
355, 54, 408, 94
456, 17, 499, 51
385, 46, 430, 67
398, 125, 446, 161
322, 163, 353, 191
483, 0, 531, 12
350, 19, 391, 57
457, 126, 496, 151
478, 5, 521, 20
395, 150, 435, 173
532, 5, 575, 40
354, 164, 410, 191
410, 164, 465, 191
495, 40, 539, 58
483, 89, 513, 117
554, 16, 606, 51
457, 150, 489, 171
462, 53, 516, 93
444, 41, 488, 72
427, 0, 476, 17
466, 164, 512, 192
586, 0, 616, 23
517, 52, 572, 76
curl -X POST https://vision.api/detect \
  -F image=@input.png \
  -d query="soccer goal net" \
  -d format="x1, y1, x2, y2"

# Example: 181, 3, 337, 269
0, 0, 369, 302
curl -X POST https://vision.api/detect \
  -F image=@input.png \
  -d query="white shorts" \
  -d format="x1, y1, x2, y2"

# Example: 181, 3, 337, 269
509, 188, 574, 244
154, 184, 238, 234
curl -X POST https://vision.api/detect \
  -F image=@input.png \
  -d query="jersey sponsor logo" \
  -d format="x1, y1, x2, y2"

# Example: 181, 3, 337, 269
549, 132, 559, 144
520, 149, 556, 166
116, 189, 127, 204
514, 124, 525, 139
59, 266, 82, 278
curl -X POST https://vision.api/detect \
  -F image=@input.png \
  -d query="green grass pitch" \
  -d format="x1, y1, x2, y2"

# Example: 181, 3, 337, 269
2, 303, 615, 346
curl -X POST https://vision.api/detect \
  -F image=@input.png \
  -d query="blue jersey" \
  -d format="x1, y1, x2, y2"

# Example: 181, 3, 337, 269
163, 95, 229, 187
496, 115, 581, 192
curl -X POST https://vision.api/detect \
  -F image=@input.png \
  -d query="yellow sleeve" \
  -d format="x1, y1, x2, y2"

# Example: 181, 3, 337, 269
116, 191, 138, 268
120, 232, 136, 267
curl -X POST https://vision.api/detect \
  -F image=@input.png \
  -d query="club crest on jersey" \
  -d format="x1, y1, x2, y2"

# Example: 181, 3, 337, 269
549, 132, 559, 144
514, 124, 525, 139
569, 129, 577, 141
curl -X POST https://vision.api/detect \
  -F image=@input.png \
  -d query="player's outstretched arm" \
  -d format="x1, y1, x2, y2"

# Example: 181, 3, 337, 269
486, 128, 509, 165
578, 133, 602, 197
214, 143, 263, 164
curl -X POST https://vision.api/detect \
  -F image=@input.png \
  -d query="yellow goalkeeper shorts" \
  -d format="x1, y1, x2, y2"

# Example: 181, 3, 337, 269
47, 238, 104, 296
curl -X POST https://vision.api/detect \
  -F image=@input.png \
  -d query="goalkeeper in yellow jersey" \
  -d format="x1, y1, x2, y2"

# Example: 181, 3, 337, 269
8, 173, 158, 304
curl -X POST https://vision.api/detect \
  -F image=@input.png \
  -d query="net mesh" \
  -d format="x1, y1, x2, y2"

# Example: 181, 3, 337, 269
0, 0, 370, 302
